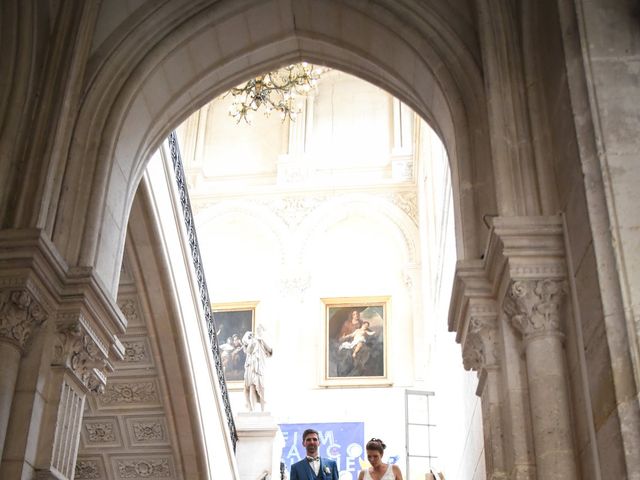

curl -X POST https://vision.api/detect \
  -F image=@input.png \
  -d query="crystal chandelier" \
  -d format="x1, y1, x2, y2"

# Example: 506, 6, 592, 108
227, 63, 325, 124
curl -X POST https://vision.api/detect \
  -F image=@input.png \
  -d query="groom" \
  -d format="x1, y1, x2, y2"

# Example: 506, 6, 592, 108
290, 428, 339, 480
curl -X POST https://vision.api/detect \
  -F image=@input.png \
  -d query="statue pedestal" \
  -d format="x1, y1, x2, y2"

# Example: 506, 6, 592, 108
235, 412, 279, 480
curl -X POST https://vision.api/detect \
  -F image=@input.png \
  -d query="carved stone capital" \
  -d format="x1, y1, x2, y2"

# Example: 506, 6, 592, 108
463, 310, 500, 372
0, 288, 48, 352
504, 279, 567, 340
52, 316, 111, 394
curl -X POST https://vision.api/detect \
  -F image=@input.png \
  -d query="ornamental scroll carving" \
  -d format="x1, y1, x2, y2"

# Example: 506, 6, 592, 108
504, 279, 567, 339
117, 458, 171, 478
463, 313, 499, 372
122, 340, 148, 363
132, 421, 165, 442
0, 289, 48, 351
85, 422, 116, 442
52, 319, 109, 394
75, 460, 100, 479
100, 381, 159, 406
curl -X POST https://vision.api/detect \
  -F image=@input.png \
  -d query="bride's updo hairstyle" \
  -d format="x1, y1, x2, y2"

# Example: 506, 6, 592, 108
366, 438, 386, 454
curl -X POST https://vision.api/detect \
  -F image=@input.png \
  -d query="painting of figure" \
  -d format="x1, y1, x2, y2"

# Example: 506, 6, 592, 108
213, 304, 255, 384
325, 300, 386, 380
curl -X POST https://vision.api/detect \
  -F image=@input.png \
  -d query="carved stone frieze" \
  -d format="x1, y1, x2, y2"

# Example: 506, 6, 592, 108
85, 422, 116, 442
504, 279, 567, 340
118, 298, 141, 326
99, 381, 159, 406
0, 288, 48, 351
52, 317, 110, 394
116, 458, 172, 478
132, 421, 165, 442
75, 460, 101, 479
122, 340, 149, 363
388, 191, 418, 224
272, 196, 325, 228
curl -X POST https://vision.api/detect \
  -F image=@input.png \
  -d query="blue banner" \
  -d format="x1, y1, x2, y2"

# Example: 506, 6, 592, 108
280, 422, 365, 480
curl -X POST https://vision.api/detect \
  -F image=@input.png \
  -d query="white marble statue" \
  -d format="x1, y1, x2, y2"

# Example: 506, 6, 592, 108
242, 325, 273, 412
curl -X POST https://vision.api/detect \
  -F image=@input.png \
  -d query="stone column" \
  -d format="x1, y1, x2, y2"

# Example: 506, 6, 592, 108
462, 302, 507, 480
0, 288, 48, 461
497, 312, 536, 480
505, 279, 577, 480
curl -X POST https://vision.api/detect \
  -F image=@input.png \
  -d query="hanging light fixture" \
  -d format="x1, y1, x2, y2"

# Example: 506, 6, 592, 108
226, 63, 326, 124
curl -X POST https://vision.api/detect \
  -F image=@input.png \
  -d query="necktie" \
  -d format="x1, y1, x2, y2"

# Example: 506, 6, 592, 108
307, 456, 319, 462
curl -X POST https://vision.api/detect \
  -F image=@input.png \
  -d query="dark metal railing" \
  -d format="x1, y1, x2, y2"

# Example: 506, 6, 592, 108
168, 131, 238, 450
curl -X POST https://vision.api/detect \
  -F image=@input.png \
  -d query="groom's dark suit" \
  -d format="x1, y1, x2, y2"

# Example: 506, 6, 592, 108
290, 457, 339, 480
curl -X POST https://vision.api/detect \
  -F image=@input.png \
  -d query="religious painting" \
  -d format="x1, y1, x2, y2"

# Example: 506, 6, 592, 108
323, 297, 388, 386
212, 302, 256, 387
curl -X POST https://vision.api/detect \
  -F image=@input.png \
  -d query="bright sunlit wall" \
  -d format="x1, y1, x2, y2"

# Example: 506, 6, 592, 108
168, 69, 480, 480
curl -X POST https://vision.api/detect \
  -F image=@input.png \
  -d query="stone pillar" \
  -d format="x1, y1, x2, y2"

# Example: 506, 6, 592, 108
34, 316, 110, 479
451, 216, 573, 480
1, 314, 112, 480
505, 279, 577, 480
0, 288, 48, 461
462, 301, 507, 480
0, 230, 124, 479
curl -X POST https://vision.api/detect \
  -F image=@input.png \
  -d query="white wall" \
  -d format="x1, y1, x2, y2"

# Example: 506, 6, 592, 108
171, 69, 474, 480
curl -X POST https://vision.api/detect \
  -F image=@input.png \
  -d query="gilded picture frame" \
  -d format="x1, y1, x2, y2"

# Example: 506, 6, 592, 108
212, 301, 257, 389
321, 297, 390, 387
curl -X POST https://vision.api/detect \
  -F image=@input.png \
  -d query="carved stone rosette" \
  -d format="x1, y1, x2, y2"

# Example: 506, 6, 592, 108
0, 288, 48, 352
504, 279, 567, 342
52, 317, 111, 394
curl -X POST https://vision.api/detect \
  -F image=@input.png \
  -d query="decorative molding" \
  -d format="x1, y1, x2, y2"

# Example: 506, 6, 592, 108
75, 460, 101, 479
125, 416, 169, 446
81, 416, 122, 448
387, 191, 418, 224
504, 279, 567, 340
0, 288, 48, 351
280, 273, 311, 299
509, 263, 566, 279
122, 339, 149, 363
85, 422, 116, 442
116, 458, 172, 478
132, 421, 165, 442
52, 316, 110, 394
98, 380, 160, 407
271, 195, 326, 228
118, 298, 142, 327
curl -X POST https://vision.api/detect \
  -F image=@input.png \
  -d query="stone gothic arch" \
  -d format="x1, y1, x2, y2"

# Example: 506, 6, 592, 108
1, 0, 639, 479
52, 0, 493, 293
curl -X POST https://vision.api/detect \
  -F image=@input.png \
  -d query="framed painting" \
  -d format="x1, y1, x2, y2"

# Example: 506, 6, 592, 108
212, 301, 257, 388
322, 297, 389, 387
